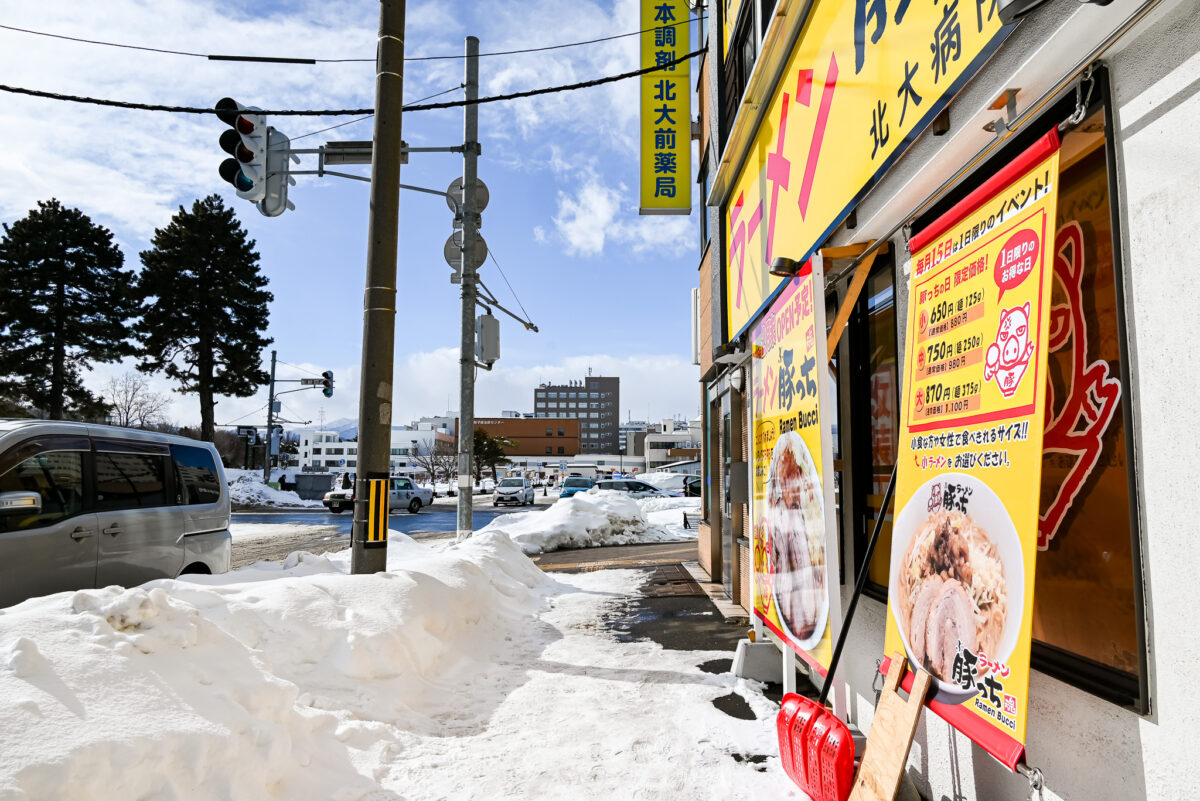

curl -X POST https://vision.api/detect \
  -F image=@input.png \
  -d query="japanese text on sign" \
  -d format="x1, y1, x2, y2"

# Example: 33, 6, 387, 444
640, 0, 691, 214
724, 0, 1006, 338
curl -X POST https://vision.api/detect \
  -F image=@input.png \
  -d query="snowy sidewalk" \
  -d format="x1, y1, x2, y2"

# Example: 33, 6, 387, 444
0, 530, 800, 800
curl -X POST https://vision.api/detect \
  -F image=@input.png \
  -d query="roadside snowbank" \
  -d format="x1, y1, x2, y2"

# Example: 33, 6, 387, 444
225, 469, 323, 509
0, 528, 796, 800
0, 532, 549, 800
477, 491, 700, 555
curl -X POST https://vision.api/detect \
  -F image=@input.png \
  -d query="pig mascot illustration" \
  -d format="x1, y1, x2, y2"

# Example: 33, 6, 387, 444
984, 302, 1036, 398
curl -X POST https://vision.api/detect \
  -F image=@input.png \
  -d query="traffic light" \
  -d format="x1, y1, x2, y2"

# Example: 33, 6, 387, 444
258, 127, 297, 217
216, 97, 267, 203
321, 371, 334, 398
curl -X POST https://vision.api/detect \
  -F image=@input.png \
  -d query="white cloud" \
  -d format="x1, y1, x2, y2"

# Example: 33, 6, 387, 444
552, 174, 622, 256
551, 171, 694, 258
533, 225, 546, 243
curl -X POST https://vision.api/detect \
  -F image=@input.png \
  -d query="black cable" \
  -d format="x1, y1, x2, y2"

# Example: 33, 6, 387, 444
0, 17, 704, 63
289, 114, 374, 142
0, 48, 702, 115
288, 85, 462, 141
487, 250, 533, 324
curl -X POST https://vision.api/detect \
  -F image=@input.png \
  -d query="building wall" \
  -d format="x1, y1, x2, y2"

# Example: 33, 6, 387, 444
474, 417, 580, 457
533, 376, 620, 453
705, 0, 1200, 797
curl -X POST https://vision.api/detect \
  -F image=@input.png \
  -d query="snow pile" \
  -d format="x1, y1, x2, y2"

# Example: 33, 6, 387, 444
224, 469, 323, 509
478, 490, 699, 555
0, 532, 550, 800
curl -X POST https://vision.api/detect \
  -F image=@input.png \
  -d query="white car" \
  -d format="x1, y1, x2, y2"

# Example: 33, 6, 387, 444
322, 474, 434, 514
593, 478, 683, 499
493, 477, 535, 506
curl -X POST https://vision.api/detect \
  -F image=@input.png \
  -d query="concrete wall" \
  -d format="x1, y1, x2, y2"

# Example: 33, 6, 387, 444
819, 2, 1200, 798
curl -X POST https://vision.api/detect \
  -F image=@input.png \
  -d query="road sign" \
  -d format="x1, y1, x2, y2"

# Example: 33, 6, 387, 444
300, 378, 324, 385
339, 459, 346, 466
444, 230, 487, 271
445, 177, 489, 213
559, 461, 566, 471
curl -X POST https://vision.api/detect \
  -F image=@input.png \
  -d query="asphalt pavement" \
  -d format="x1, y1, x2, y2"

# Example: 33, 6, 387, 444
233, 491, 560, 537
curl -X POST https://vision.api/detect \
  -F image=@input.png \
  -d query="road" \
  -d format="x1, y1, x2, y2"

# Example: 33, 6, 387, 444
231, 493, 561, 567
229, 492, 702, 574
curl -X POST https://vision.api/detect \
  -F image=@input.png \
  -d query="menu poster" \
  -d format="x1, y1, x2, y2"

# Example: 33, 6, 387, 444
750, 261, 840, 674
882, 131, 1062, 770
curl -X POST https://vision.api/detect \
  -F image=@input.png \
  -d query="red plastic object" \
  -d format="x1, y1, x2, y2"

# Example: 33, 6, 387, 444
776, 693, 856, 801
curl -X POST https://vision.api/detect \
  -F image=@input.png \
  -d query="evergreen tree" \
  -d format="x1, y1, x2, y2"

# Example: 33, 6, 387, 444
0, 199, 135, 419
135, 195, 273, 441
473, 429, 514, 482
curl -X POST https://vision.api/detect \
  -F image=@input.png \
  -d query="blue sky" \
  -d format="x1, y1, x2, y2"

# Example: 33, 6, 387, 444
0, 0, 705, 430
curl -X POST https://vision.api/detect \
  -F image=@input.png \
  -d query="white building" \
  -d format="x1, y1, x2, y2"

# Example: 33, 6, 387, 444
643, 418, 701, 471
296, 417, 457, 478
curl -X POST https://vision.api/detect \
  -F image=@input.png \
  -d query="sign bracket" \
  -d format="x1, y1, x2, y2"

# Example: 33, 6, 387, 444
820, 240, 890, 362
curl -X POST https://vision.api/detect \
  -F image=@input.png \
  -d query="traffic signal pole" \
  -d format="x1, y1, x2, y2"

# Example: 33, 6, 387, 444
263, 349, 277, 483
456, 37, 480, 541
352, 0, 406, 575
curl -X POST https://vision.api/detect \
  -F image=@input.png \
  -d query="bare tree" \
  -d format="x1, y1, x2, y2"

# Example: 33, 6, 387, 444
411, 439, 457, 485
102, 372, 171, 428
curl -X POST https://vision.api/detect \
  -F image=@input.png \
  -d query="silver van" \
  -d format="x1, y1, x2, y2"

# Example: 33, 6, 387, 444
0, 420, 232, 608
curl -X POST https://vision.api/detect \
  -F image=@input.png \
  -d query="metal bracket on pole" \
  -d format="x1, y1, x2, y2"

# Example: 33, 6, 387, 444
475, 279, 538, 332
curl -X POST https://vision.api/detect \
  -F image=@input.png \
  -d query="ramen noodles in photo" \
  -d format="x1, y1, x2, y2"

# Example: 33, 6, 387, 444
767, 431, 826, 644
896, 509, 1007, 681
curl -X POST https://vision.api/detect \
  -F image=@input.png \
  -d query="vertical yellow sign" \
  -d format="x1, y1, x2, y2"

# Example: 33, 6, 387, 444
750, 261, 839, 673
883, 133, 1062, 770
640, 0, 691, 214
367, 478, 389, 545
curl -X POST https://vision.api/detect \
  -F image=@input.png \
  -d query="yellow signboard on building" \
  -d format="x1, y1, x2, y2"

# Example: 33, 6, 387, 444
725, 0, 1007, 337
883, 132, 1061, 770
750, 261, 839, 673
639, 0, 691, 215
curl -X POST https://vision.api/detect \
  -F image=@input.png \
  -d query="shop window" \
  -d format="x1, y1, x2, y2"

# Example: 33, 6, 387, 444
907, 67, 1145, 710
845, 254, 900, 600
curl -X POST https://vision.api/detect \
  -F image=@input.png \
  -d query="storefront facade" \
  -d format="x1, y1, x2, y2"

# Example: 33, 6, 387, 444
694, 0, 1199, 796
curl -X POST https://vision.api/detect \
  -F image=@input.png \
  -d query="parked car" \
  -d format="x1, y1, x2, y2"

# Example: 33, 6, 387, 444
493, 477, 535, 507
0, 420, 232, 609
559, 477, 595, 498
683, 475, 701, 497
322, 474, 433, 514
637, 471, 696, 495
390, 476, 434, 513
593, 478, 684, 498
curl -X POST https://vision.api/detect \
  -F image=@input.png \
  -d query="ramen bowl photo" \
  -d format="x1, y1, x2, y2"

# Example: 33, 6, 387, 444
766, 431, 828, 651
888, 472, 1025, 705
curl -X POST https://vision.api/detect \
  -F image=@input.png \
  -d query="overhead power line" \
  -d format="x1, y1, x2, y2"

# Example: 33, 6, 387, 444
0, 48, 703, 116
0, 17, 703, 63
288, 84, 463, 141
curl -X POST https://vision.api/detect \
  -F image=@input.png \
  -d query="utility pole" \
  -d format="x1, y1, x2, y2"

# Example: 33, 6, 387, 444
456, 36, 480, 541
263, 349, 277, 483
352, 0, 406, 574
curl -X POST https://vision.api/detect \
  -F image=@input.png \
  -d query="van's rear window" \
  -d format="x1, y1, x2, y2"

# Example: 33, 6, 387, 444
171, 445, 222, 505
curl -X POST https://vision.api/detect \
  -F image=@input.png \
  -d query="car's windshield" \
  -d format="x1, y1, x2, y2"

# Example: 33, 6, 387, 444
499, 479, 523, 487
564, 478, 591, 487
